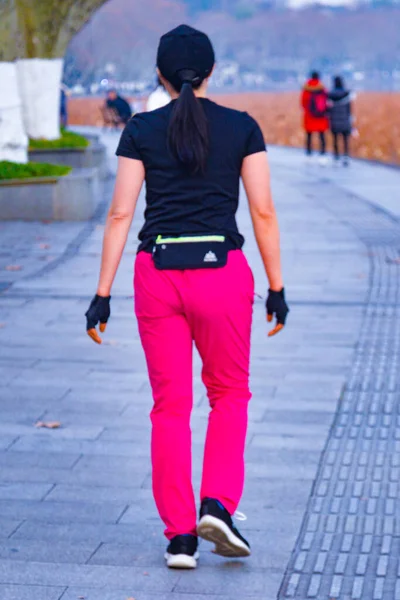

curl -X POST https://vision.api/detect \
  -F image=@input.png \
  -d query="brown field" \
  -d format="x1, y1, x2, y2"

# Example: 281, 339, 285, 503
69, 92, 400, 165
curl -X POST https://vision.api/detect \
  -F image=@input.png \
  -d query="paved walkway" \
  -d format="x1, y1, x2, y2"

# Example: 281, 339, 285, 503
0, 136, 399, 600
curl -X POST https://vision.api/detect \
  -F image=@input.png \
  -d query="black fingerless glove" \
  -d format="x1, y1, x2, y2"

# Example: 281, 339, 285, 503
85, 295, 111, 343
266, 288, 289, 326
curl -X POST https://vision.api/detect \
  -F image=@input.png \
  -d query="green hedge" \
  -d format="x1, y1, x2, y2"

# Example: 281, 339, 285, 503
29, 128, 89, 150
0, 161, 71, 181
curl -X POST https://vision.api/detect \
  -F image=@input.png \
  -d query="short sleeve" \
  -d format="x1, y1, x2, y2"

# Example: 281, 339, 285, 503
115, 118, 142, 160
243, 114, 266, 157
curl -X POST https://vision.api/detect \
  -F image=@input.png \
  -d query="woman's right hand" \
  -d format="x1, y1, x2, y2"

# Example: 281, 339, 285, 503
242, 152, 286, 332
85, 295, 111, 344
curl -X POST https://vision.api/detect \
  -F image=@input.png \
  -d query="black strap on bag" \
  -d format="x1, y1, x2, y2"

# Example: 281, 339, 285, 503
152, 234, 231, 270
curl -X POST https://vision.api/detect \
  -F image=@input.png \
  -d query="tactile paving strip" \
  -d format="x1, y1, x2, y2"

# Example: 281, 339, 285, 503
278, 185, 400, 600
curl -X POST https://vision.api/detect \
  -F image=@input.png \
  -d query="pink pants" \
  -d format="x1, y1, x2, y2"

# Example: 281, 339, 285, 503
134, 250, 254, 539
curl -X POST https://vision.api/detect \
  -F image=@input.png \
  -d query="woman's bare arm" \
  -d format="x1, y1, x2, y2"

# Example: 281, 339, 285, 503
241, 151, 283, 292
96, 156, 145, 297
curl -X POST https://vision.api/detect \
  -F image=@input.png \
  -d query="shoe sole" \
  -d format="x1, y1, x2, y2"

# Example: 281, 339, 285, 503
165, 551, 199, 569
197, 515, 251, 558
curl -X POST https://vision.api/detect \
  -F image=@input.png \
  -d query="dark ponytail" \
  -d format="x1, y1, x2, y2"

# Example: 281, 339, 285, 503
168, 69, 209, 174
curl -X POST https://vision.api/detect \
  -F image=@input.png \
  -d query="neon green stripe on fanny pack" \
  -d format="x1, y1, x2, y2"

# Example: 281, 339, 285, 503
155, 235, 225, 244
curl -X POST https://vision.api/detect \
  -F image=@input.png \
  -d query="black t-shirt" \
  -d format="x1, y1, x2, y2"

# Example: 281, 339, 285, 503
116, 98, 266, 252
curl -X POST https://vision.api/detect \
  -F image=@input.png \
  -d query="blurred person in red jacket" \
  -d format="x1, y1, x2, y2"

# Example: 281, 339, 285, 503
301, 71, 329, 165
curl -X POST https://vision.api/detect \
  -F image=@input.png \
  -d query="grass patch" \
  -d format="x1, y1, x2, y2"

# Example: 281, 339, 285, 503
29, 128, 89, 150
0, 161, 71, 181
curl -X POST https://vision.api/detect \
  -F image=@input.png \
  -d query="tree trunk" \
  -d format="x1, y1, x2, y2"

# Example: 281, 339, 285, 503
0, 61, 28, 163
16, 58, 63, 140
14, 0, 110, 58
0, 0, 18, 62
0, 0, 109, 150
11, 0, 109, 141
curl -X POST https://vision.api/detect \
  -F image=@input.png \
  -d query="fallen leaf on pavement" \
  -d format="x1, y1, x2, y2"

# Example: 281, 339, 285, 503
143, 572, 149, 576
5, 265, 22, 271
0, 323, 5, 329
39, 243, 51, 249
35, 421, 61, 429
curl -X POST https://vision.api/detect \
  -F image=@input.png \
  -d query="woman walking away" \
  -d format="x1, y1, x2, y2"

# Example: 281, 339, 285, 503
328, 76, 353, 167
85, 24, 289, 570
301, 71, 329, 166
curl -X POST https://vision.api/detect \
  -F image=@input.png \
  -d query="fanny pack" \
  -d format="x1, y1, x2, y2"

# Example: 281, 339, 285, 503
152, 235, 230, 270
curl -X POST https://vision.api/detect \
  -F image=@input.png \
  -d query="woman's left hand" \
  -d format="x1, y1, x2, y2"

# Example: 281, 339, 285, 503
85, 295, 111, 344
266, 288, 289, 337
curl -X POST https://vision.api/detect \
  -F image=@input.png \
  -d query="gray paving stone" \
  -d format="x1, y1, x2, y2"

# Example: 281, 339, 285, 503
276, 150, 400, 599
2, 500, 126, 524
0, 385, 69, 402
73, 454, 152, 473
174, 567, 282, 596
0, 584, 65, 600
0, 560, 179, 591
0, 482, 53, 501
0, 465, 150, 489
97, 427, 154, 442
0, 540, 96, 565
0, 366, 25, 385
266, 392, 339, 409
0, 409, 49, 424
241, 460, 317, 480
60, 590, 157, 600
2, 141, 395, 598
0, 519, 23, 539
0, 451, 80, 469
254, 410, 334, 428
0, 436, 18, 451
88, 535, 293, 571
61, 591, 263, 600
10, 437, 143, 457
0, 424, 104, 440
244, 447, 321, 466
45, 483, 148, 503
251, 434, 328, 451
12, 521, 162, 545
38, 408, 137, 427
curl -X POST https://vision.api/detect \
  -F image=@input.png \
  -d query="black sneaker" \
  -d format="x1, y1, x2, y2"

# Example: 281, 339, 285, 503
197, 498, 251, 558
165, 534, 199, 569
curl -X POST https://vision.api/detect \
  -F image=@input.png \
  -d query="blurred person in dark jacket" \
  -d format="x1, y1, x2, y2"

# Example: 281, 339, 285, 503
106, 89, 132, 125
60, 84, 70, 128
328, 76, 353, 167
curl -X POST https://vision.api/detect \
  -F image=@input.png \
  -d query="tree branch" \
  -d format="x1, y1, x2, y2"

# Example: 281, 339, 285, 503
55, 0, 111, 56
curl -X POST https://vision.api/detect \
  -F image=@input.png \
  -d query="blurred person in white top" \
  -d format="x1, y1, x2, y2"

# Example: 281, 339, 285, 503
146, 78, 170, 112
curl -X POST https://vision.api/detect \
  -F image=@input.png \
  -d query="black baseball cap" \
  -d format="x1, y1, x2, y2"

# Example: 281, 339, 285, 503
157, 24, 215, 91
